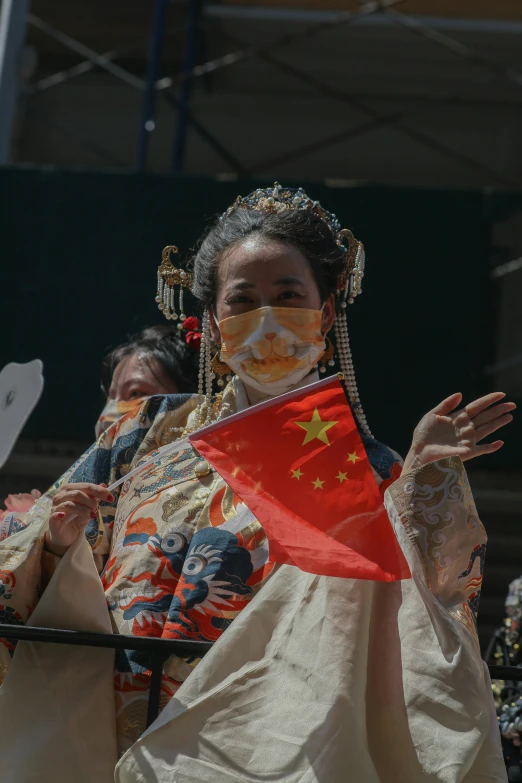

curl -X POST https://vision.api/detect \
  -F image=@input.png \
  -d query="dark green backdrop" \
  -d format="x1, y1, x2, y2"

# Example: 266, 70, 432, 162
2, 167, 519, 465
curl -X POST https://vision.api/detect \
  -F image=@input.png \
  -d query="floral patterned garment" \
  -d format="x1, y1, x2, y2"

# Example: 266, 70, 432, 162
0, 490, 41, 541
0, 384, 415, 755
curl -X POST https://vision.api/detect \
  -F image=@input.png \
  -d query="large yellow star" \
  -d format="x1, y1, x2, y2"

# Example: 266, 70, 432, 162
295, 408, 338, 446
347, 452, 360, 464
291, 468, 303, 480
312, 477, 325, 490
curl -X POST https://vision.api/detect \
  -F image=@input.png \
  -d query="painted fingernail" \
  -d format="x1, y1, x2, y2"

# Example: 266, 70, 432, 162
57, 512, 65, 518
100, 483, 108, 488
107, 494, 114, 502
90, 511, 98, 518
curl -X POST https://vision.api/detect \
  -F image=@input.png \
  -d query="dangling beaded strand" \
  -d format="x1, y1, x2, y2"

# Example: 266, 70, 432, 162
178, 285, 186, 326
335, 306, 372, 439
156, 272, 165, 313
163, 309, 228, 443
162, 283, 171, 319
196, 310, 208, 427
204, 313, 213, 424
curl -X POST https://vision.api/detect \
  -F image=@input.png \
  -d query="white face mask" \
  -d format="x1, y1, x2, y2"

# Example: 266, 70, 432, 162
219, 306, 326, 396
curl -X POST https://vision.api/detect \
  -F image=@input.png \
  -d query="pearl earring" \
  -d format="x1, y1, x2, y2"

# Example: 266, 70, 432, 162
319, 336, 336, 374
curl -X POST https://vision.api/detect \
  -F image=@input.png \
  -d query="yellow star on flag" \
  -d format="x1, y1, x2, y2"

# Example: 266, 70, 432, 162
347, 452, 360, 464
336, 471, 348, 483
291, 468, 303, 480
312, 477, 325, 490
295, 408, 338, 446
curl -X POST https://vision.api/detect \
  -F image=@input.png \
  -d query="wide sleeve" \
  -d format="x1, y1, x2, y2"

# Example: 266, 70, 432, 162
384, 455, 486, 641
0, 425, 131, 674
0, 394, 196, 672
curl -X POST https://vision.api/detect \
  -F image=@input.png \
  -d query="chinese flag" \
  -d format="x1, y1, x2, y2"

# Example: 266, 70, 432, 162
189, 377, 410, 581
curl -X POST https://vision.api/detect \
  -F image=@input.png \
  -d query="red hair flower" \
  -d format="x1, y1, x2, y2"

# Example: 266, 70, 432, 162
185, 330, 202, 350
183, 316, 200, 332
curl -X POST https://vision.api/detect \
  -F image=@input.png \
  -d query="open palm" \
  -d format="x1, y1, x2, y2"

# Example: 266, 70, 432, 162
403, 392, 515, 473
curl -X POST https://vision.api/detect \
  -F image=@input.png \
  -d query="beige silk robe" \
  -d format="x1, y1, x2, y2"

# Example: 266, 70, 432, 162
0, 380, 506, 782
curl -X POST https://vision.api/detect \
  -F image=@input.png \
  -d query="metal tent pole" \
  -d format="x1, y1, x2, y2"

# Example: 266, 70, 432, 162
0, 0, 30, 164
136, 0, 168, 172
171, 0, 200, 173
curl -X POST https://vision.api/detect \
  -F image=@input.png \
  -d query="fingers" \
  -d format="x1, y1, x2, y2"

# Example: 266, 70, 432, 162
50, 499, 97, 527
54, 489, 98, 513
431, 392, 463, 416
49, 507, 77, 527
472, 401, 516, 429
471, 440, 504, 458
50, 483, 114, 530
55, 483, 114, 504
464, 392, 506, 419
475, 413, 514, 442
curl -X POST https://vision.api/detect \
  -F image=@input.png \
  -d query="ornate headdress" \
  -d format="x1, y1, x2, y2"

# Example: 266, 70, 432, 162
155, 183, 371, 437
222, 183, 365, 305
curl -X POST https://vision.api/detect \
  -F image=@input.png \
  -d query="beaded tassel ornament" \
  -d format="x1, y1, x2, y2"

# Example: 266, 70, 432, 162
155, 183, 372, 438
156, 245, 190, 325
156, 248, 225, 434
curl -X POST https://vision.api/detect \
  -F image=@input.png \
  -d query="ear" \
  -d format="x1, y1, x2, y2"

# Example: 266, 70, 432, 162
321, 293, 336, 334
208, 309, 221, 344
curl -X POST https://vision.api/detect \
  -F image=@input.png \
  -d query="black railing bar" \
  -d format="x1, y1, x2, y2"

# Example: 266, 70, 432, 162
147, 651, 168, 727
489, 666, 522, 682
0, 624, 212, 656
4, 626, 521, 684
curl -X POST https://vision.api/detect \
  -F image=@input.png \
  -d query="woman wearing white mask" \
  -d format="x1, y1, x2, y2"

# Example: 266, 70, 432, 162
0, 184, 515, 783
95, 323, 199, 438
0, 326, 198, 544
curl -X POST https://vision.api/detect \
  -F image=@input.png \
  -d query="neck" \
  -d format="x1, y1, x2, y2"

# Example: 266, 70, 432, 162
243, 384, 272, 407
235, 369, 320, 411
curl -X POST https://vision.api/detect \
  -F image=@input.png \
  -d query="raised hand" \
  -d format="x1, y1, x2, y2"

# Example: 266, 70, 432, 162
402, 392, 515, 474
45, 482, 114, 556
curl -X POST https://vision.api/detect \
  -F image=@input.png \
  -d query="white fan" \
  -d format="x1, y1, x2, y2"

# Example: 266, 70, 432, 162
0, 360, 44, 469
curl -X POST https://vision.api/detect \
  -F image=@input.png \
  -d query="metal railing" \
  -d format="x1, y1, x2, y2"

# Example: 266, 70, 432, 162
2, 623, 522, 728
0, 623, 212, 727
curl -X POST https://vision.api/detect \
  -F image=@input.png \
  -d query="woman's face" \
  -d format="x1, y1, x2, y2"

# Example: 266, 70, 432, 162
211, 237, 335, 340
108, 352, 179, 401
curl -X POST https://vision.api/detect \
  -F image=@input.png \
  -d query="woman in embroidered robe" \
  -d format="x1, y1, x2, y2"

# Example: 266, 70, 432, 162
0, 323, 198, 542
0, 185, 515, 783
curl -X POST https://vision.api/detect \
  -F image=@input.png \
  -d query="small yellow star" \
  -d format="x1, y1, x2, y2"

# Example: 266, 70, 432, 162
295, 408, 338, 446
336, 471, 348, 483
312, 477, 325, 490
291, 468, 303, 480
347, 452, 360, 464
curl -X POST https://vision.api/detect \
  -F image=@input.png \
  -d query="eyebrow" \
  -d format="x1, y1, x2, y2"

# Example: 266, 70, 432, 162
228, 276, 305, 291
274, 276, 305, 286
119, 378, 151, 396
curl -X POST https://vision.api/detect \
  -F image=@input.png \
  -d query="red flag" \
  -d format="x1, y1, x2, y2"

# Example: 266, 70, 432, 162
189, 376, 410, 581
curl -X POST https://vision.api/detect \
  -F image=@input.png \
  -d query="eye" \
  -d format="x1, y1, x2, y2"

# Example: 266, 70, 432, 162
161, 533, 186, 554
128, 390, 144, 399
278, 290, 301, 300
183, 555, 206, 575
227, 295, 253, 304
